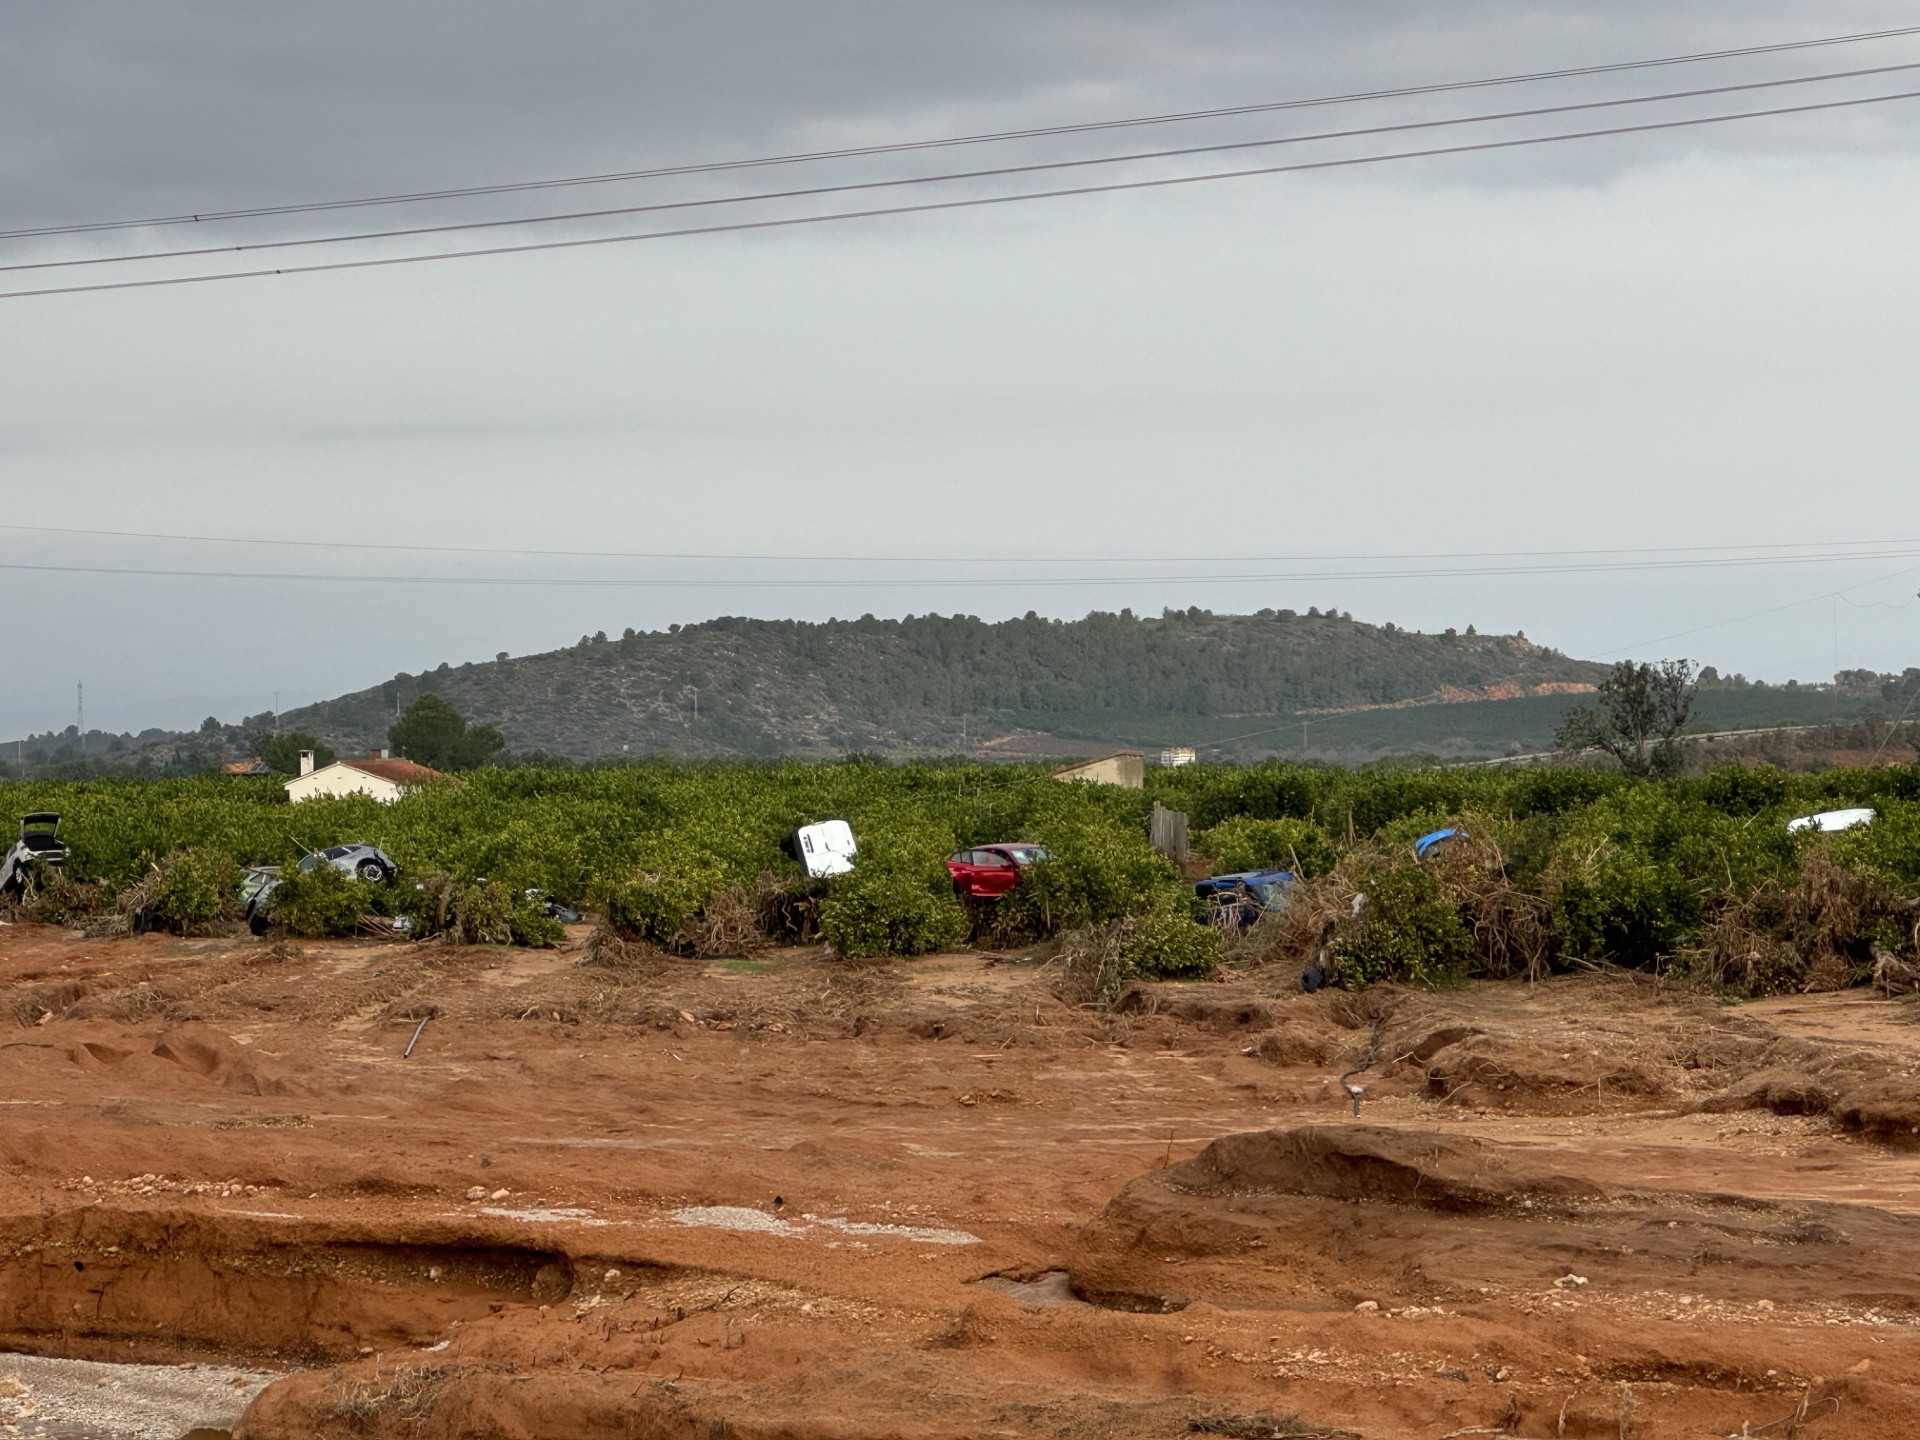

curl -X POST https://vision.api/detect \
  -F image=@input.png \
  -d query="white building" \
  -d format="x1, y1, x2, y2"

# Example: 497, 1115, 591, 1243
1051, 749, 1145, 789
284, 749, 445, 804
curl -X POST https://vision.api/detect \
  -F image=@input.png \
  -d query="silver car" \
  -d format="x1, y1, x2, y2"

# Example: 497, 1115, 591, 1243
242, 843, 397, 934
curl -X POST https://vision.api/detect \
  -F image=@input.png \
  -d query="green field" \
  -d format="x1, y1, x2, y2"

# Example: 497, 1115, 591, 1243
1044, 686, 1884, 760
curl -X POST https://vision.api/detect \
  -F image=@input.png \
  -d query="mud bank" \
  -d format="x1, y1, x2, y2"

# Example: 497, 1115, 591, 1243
7, 927, 1920, 1436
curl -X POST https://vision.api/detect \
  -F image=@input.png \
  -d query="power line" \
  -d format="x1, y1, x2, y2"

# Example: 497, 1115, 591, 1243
3, 520, 1918, 568
10, 22, 1919, 244
1584, 564, 1920, 660
13, 61, 1918, 276
8, 547, 1920, 590
9, 86, 1920, 301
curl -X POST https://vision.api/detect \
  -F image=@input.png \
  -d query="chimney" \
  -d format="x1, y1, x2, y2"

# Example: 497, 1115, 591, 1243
370, 747, 389, 761
299, 750, 316, 777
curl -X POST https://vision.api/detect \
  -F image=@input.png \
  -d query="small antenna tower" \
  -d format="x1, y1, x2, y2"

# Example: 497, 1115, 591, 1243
76, 681, 84, 755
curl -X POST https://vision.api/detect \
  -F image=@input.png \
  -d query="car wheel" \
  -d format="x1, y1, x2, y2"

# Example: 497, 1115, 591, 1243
356, 859, 388, 883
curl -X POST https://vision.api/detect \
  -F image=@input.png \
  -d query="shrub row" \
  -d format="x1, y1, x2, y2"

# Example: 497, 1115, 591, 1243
6, 759, 1919, 981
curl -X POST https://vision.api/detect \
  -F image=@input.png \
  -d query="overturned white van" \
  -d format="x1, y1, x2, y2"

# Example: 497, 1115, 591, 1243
784, 819, 857, 878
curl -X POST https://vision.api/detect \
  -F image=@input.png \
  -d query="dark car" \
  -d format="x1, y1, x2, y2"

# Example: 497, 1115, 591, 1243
945, 843, 1054, 899
1194, 869, 1294, 928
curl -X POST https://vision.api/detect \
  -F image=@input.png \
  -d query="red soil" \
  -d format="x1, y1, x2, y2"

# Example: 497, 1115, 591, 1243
5, 923, 1920, 1438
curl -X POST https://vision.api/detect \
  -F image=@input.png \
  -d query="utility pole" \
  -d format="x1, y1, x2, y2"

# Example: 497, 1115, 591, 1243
76, 681, 84, 755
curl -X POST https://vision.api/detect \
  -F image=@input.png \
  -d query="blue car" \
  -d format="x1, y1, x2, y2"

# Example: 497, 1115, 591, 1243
1195, 869, 1294, 928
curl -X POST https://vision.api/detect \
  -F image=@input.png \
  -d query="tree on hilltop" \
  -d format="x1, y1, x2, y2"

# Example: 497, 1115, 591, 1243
389, 695, 505, 771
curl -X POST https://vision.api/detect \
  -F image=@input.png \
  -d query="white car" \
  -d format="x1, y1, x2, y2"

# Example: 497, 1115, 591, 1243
1786, 808, 1875, 835
0, 813, 67, 898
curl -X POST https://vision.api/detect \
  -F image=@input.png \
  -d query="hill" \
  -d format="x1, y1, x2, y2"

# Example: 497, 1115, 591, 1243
278, 607, 1606, 761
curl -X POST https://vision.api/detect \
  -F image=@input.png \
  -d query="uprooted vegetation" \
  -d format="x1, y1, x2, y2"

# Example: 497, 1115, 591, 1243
3, 758, 1920, 986
1222, 797, 1920, 997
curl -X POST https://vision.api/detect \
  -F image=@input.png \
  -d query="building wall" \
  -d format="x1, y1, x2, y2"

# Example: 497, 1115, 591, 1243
284, 765, 405, 805
1051, 751, 1145, 789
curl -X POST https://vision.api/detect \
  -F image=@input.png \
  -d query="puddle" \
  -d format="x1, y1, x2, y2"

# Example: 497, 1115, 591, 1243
978, 1270, 1086, 1307
670, 1205, 800, 1236
975, 1271, 1186, 1314
809, 1214, 978, 1246
669, 1206, 979, 1245
478, 1205, 610, 1226
0, 1353, 279, 1440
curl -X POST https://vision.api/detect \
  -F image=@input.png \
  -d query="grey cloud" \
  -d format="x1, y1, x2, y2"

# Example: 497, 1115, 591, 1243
4, 3, 1919, 737
6, 2, 1919, 232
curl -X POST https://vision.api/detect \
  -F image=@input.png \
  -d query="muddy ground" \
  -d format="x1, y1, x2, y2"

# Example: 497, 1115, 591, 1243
6, 923, 1920, 1438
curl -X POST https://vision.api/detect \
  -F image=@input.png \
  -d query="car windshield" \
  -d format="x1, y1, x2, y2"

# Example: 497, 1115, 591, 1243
1245, 876, 1293, 908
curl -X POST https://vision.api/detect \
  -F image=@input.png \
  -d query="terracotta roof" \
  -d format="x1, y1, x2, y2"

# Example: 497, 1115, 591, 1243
221, 759, 271, 775
274, 756, 447, 789
338, 756, 445, 785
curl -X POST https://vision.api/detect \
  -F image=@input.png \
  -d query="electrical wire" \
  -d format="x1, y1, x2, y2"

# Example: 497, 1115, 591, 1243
13, 60, 1919, 276
9, 85, 1920, 301
1584, 564, 1920, 660
2, 521, 1918, 568
9, 22, 1919, 243
8, 547, 1920, 590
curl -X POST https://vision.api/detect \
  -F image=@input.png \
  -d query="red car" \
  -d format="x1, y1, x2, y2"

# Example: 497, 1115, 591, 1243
945, 843, 1054, 898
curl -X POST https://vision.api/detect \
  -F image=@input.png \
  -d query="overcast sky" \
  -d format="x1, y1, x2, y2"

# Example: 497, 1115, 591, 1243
4, 3, 1919, 736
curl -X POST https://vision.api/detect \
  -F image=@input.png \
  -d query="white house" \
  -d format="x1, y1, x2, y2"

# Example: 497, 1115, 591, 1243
284, 749, 445, 804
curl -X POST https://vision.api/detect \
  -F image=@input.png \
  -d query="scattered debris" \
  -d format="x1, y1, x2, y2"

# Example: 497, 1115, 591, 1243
404, 1013, 432, 1057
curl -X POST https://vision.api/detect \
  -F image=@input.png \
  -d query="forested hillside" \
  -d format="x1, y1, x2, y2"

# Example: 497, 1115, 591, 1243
279, 607, 1605, 760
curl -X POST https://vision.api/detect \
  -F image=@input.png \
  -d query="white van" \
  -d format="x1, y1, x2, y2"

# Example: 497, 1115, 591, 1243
785, 819, 857, 878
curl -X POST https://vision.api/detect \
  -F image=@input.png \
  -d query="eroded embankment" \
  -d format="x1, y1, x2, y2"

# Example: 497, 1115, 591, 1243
1072, 1124, 1920, 1317
0, 1208, 660, 1365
